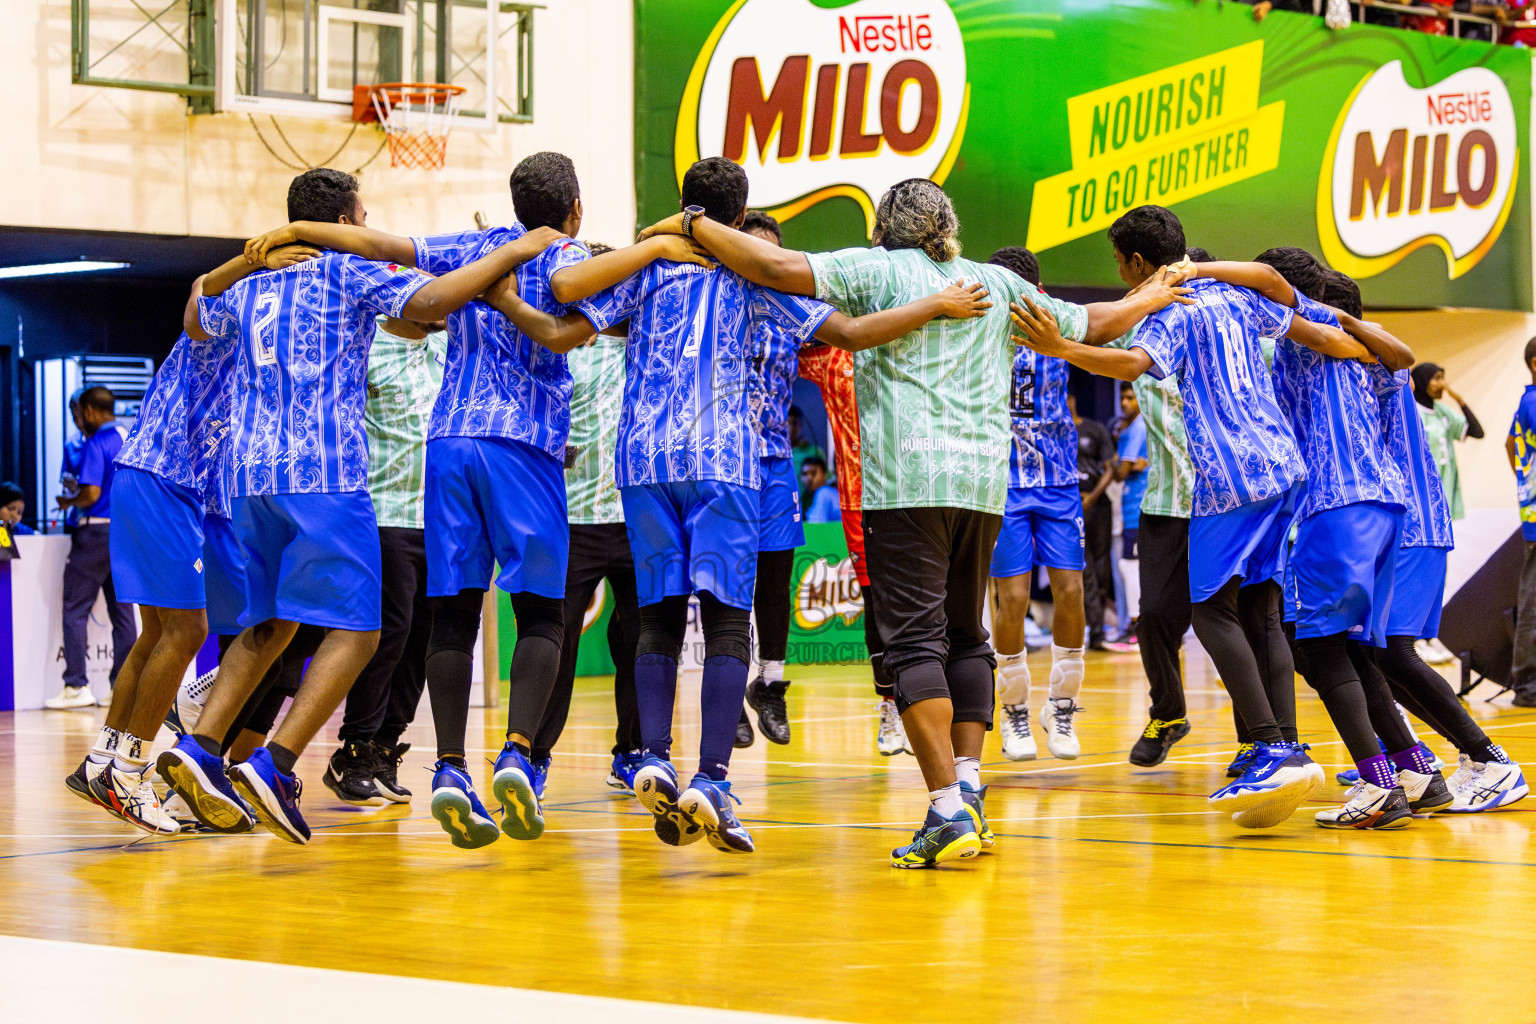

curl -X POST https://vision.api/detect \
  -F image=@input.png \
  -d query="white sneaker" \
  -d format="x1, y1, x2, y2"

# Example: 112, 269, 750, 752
44, 686, 97, 710
875, 700, 909, 756
165, 671, 214, 735
1415, 639, 1456, 666
91, 763, 180, 835
1445, 756, 1529, 812
160, 790, 201, 832
999, 703, 1037, 761
1038, 698, 1081, 760
1315, 780, 1413, 829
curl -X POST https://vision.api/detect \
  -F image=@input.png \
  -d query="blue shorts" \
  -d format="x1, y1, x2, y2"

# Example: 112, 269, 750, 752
202, 513, 248, 635
233, 492, 382, 631
109, 466, 207, 610
1387, 545, 1448, 641
758, 455, 804, 552
1290, 502, 1401, 645
989, 484, 1085, 576
424, 436, 568, 599
1188, 486, 1298, 603
620, 481, 760, 610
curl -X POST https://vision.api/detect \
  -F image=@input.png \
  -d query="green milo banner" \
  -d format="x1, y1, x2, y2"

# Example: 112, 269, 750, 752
500, 523, 866, 677
635, 0, 1533, 310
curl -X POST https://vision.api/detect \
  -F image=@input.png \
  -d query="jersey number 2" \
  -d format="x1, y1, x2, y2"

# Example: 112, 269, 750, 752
252, 292, 280, 366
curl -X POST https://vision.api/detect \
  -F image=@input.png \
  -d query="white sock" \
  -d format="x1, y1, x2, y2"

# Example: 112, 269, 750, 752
186, 668, 218, 705
111, 733, 150, 774
929, 783, 964, 818
1120, 558, 1141, 622
1049, 644, 1085, 702
954, 756, 981, 790
996, 650, 1031, 706
88, 726, 120, 764
759, 659, 786, 684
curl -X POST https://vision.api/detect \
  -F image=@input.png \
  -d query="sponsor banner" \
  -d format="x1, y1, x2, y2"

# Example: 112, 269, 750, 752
637, 0, 1532, 310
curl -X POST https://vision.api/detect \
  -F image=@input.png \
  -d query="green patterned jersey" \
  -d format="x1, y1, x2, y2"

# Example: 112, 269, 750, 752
1109, 326, 1194, 519
365, 323, 445, 529
565, 334, 625, 524
806, 247, 1087, 515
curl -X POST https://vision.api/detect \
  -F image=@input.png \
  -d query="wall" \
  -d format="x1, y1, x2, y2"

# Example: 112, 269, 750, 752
0, 0, 637, 244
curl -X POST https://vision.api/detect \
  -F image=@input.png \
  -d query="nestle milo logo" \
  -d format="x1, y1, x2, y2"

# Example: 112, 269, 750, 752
676, 0, 968, 235
794, 555, 864, 630
1319, 61, 1518, 280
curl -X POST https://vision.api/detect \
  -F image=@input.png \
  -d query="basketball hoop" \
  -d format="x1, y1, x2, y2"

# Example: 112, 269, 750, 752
355, 82, 466, 171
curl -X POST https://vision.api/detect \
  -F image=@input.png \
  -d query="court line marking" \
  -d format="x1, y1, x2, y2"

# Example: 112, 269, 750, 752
0, 935, 849, 1024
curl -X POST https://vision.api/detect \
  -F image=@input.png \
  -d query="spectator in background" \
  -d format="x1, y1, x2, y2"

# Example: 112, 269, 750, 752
1502, 0, 1536, 44
800, 455, 840, 523
1069, 392, 1116, 650
44, 386, 138, 710
1507, 338, 1536, 707
1413, 362, 1483, 521
787, 406, 825, 482
59, 391, 87, 532
0, 481, 35, 535
1111, 383, 1149, 648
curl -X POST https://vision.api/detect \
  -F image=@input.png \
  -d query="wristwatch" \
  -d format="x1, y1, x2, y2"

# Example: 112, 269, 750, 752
681, 205, 706, 238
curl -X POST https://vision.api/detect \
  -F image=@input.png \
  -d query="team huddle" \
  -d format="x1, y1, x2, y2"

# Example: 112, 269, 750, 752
62, 151, 1529, 868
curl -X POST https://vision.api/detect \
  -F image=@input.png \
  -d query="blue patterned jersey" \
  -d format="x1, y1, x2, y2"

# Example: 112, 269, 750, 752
1379, 371, 1453, 549
1272, 295, 1406, 521
1132, 278, 1305, 516
1006, 347, 1077, 489
116, 333, 237, 503
413, 228, 595, 455
754, 322, 798, 459
198, 253, 429, 497
583, 262, 833, 489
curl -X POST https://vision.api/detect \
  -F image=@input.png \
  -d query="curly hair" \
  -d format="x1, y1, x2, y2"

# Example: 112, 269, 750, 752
873, 178, 960, 263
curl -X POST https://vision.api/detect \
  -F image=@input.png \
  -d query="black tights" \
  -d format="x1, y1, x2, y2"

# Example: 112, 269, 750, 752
1294, 631, 1411, 763
1371, 636, 1500, 761
1190, 579, 1294, 745
754, 549, 793, 664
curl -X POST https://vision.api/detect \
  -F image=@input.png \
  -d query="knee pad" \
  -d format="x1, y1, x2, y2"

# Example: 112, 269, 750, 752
1295, 634, 1354, 696
427, 590, 484, 658
947, 645, 996, 724
636, 596, 688, 661
699, 592, 752, 664
511, 594, 564, 647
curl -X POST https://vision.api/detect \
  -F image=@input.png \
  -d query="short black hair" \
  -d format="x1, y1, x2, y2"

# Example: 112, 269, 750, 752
1186, 247, 1217, 263
1108, 206, 1186, 268
0, 481, 22, 507
79, 386, 114, 414
741, 210, 781, 243
1255, 246, 1326, 302
1322, 270, 1362, 319
287, 168, 360, 223
584, 241, 614, 257
511, 152, 580, 231
1524, 337, 1536, 368
802, 454, 827, 471
988, 246, 1041, 287
682, 157, 749, 225
1119, 380, 1135, 393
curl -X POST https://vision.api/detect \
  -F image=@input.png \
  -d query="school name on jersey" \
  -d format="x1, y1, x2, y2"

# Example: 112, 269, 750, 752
1026, 40, 1284, 253
1319, 61, 1518, 281
677, 0, 968, 237
897, 435, 1006, 458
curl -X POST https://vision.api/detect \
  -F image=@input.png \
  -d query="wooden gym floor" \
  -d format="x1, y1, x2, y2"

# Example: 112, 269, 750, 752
2, 650, 1534, 1023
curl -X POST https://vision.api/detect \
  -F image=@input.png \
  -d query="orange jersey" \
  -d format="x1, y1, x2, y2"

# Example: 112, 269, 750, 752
798, 344, 862, 510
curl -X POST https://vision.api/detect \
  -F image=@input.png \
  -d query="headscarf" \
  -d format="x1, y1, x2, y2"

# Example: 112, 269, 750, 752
1411, 362, 1442, 409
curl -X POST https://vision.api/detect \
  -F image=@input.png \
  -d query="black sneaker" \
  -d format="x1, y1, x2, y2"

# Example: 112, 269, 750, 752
322, 741, 386, 806
734, 707, 755, 749
746, 678, 791, 745
1129, 718, 1191, 767
1513, 689, 1536, 708
372, 741, 412, 803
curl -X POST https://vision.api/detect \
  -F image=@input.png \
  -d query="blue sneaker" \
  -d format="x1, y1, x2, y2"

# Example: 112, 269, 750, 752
429, 759, 500, 849
606, 750, 643, 791
1210, 741, 1320, 813
891, 808, 981, 868
1336, 767, 1362, 786
958, 781, 995, 851
227, 747, 310, 845
155, 734, 253, 834
491, 743, 545, 841
1225, 743, 1257, 779
528, 756, 551, 800
632, 756, 701, 846
677, 774, 754, 853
